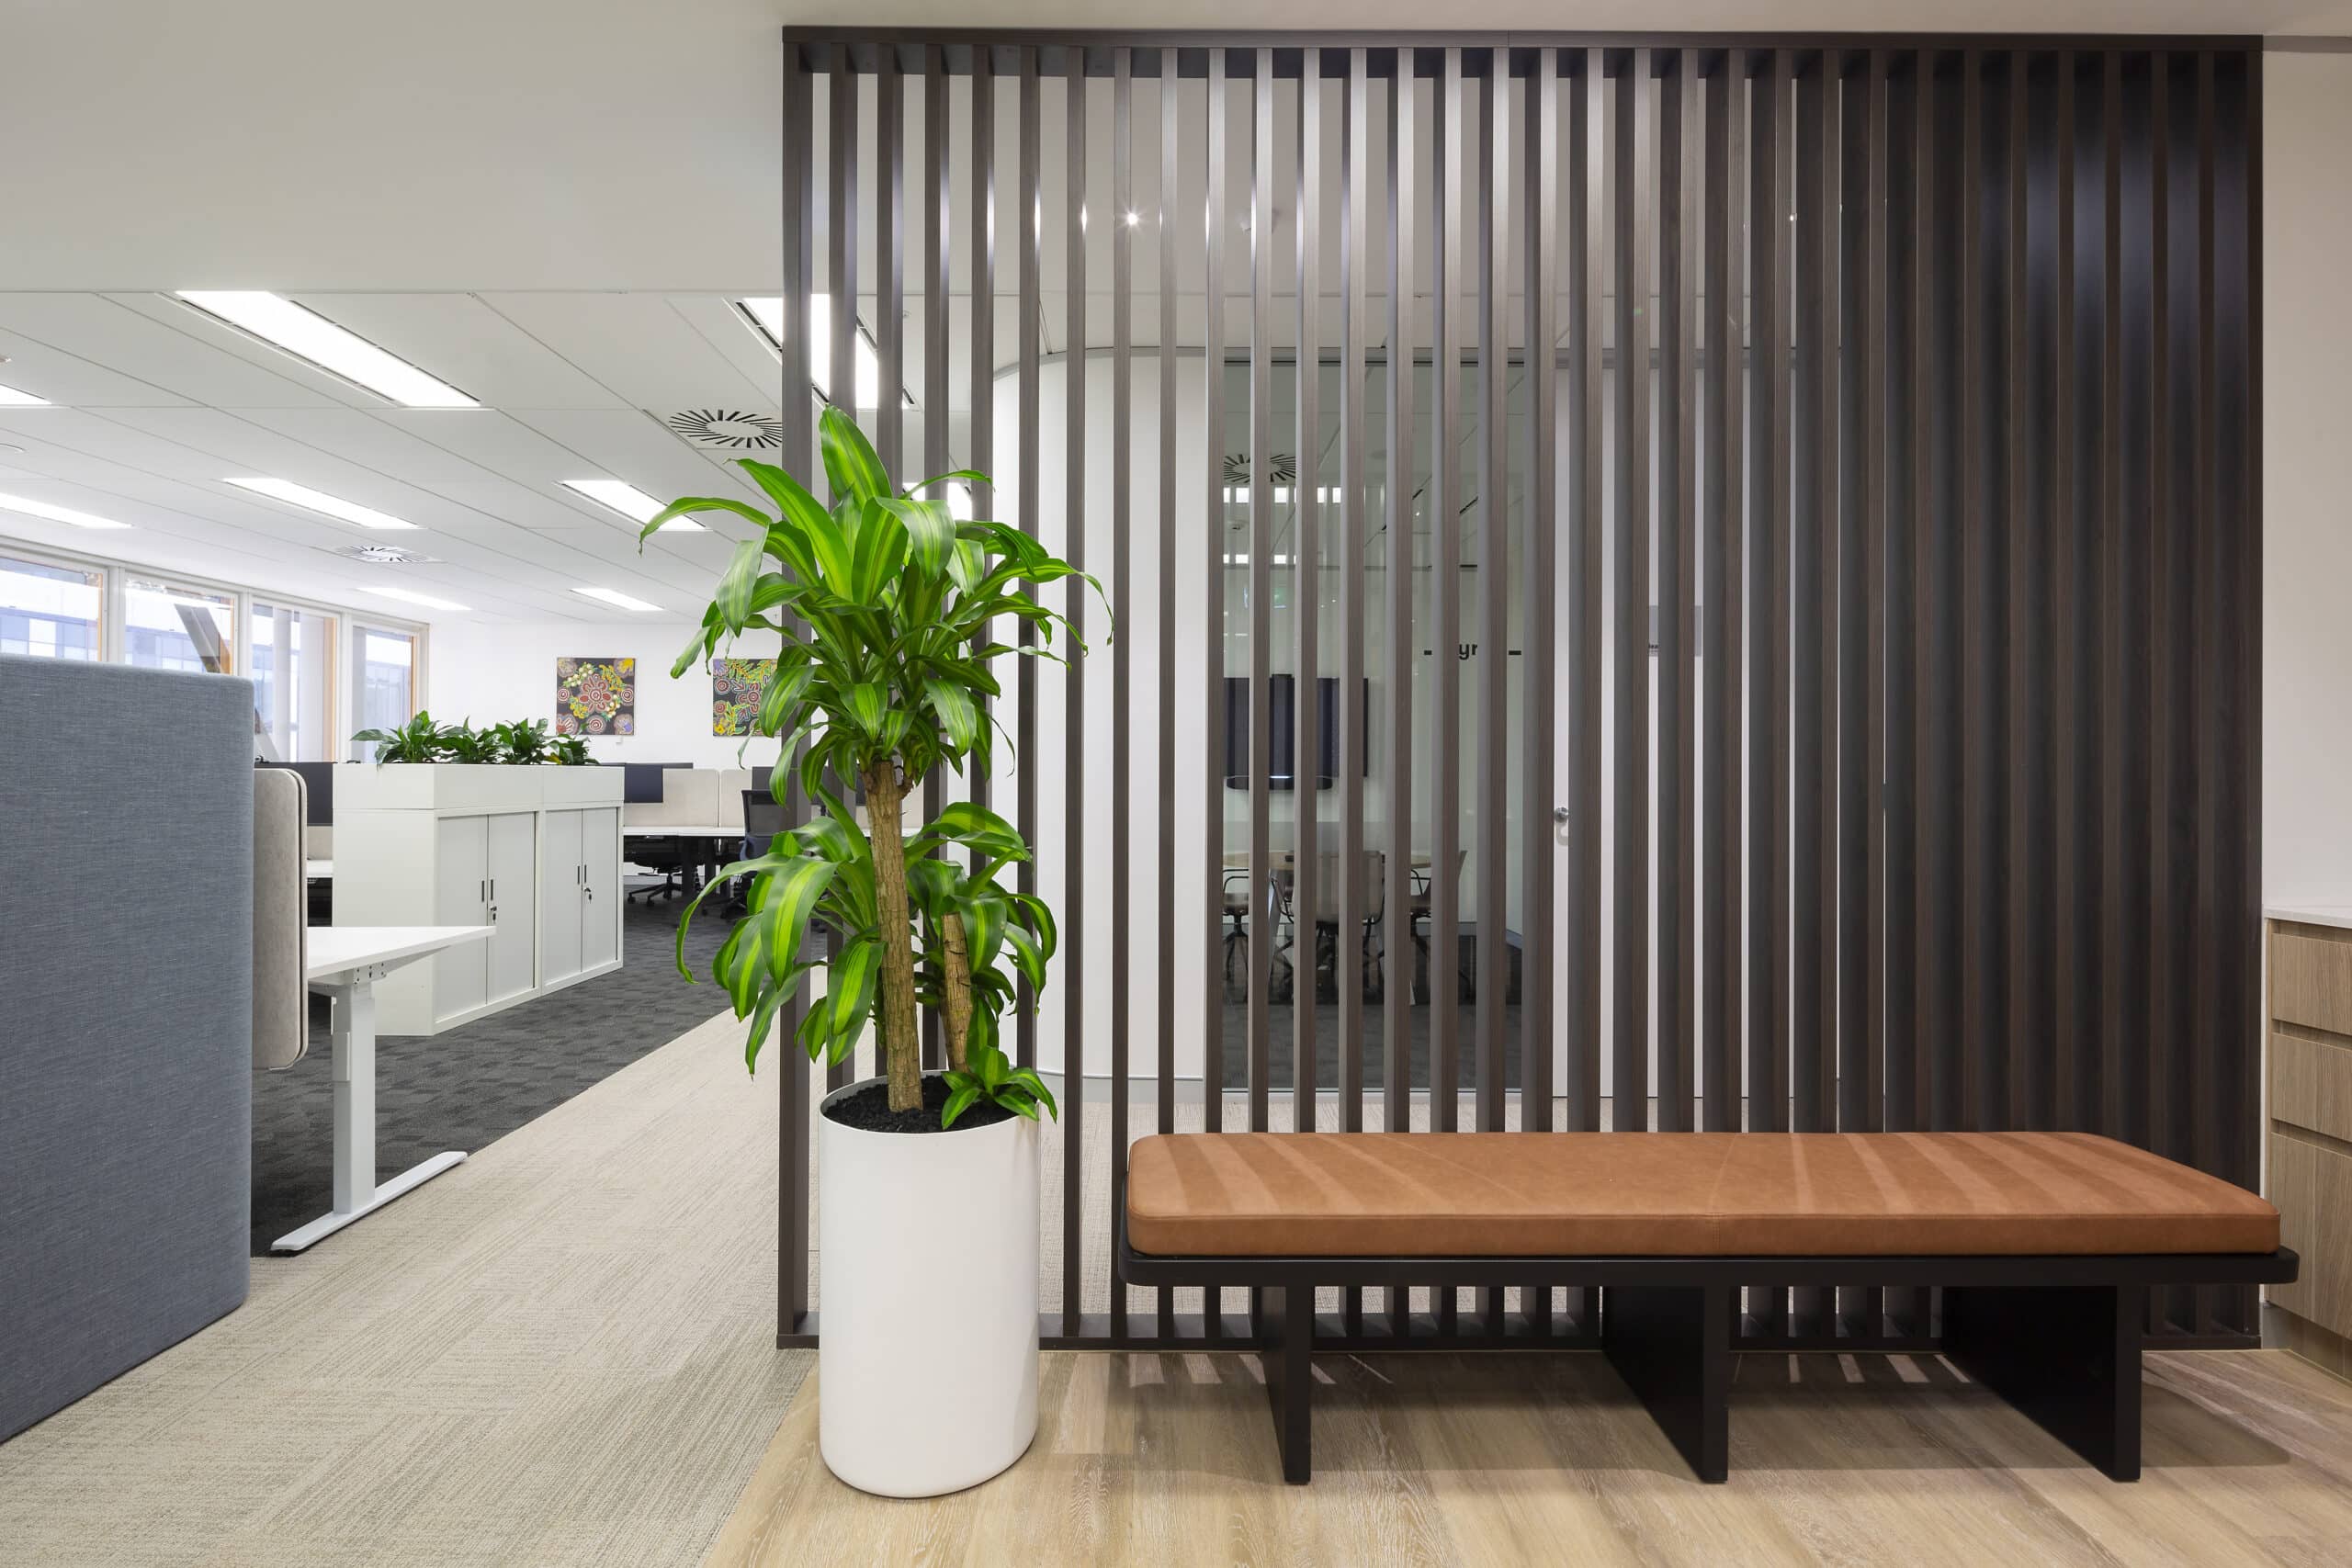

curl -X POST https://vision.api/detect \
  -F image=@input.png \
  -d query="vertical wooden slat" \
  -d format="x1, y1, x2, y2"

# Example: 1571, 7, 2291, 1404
1015, 48, 1042, 1074
1913, 49, 1951, 1138
2052, 51, 2084, 1136
1339, 43, 1370, 1341
1656, 48, 1696, 1136
1521, 43, 1561, 1335
1432, 45, 1464, 1172
1790, 52, 1827, 1156
1704, 53, 1745, 1138
1154, 46, 1179, 1343
1431, 44, 1464, 1339
1611, 47, 1653, 1138
1834, 47, 1869, 1337
921, 47, 949, 1075
1789, 48, 1831, 1338
827, 44, 858, 1095
1295, 46, 1324, 1135
971, 51, 997, 819
1473, 44, 1508, 1338
1247, 47, 1274, 1141
1956, 50, 1986, 1133
2007, 49, 2041, 1132
1860, 48, 1892, 1336
1381, 45, 1419, 1338
1476, 45, 1509, 1149
2098, 48, 2124, 1146
778, 38, 814, 1340
2147, 51, 2178, 1331
2189, 47, 2219, 1335
1746, 44, 1791, 1338
2233, 49, 2263, 1331
1060, 42, 1087, 1340
878, 50, 904, 476
1109, 45, 1133, 1346
1202, 44, 1229, 1339
1570, 48, 1603, 1149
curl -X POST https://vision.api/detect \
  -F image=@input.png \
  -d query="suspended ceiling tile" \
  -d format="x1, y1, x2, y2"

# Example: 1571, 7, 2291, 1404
288, 292, 628, 410
476, 293, 777, 412
0, 293, 346, 409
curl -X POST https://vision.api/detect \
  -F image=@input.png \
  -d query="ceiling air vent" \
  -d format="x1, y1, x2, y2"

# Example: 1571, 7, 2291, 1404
667, 408, 786, 450
329, 543, 439, 565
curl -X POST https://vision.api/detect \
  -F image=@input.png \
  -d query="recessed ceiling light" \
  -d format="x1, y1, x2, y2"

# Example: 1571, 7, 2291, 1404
561, 478, 703, 531
175, 290, 481, 409
0, 491, 132, 529
362, 584, 469, 612
226, 475, 419, 530
574, 585, 660, 613
738, 295, 915, 411
0, 383, 53, 407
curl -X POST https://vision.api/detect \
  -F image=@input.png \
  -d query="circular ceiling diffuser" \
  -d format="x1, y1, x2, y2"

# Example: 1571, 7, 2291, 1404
668, 408, 786, 450
1222, 452, 1298, 486
331, 543, 439, 565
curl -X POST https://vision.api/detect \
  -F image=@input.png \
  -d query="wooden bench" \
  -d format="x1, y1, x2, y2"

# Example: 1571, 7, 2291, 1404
1119, 1131, 2293, 1485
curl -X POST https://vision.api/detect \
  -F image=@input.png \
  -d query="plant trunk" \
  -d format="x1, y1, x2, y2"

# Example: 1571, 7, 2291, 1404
940, 910, 973, 1071
864, 759, 925, 1113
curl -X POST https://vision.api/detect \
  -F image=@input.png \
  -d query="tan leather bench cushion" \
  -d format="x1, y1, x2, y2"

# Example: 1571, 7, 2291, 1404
1125, 1132, 2279, 1258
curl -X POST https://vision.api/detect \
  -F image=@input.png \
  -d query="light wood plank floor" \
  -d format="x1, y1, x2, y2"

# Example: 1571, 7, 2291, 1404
707, 1347, 2352, 1567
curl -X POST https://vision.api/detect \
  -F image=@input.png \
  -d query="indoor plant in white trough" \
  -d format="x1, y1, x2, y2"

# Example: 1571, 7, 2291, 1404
646, 407, 1094, 1497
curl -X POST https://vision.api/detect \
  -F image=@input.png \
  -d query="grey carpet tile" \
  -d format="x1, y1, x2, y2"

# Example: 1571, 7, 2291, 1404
251, 890, 731, 1255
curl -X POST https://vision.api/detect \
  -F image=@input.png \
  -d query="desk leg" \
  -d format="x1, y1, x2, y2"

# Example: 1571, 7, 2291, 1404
272, 972, 469, 1254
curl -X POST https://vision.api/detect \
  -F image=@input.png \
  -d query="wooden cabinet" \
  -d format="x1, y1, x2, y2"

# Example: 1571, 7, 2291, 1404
334, 764, 626, 1035
2267, 913, 2352, 1379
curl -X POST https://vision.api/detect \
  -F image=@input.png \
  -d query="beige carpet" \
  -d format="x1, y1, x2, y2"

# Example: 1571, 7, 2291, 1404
0, 1007, 810, 1568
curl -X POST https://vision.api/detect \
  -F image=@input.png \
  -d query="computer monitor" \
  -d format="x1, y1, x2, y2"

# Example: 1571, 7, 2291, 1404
257, 761, 335, 826
1222, 676, 1365, 791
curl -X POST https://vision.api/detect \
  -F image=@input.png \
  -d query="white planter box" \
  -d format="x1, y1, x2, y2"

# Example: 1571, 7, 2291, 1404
817, 1077, 1040, 1496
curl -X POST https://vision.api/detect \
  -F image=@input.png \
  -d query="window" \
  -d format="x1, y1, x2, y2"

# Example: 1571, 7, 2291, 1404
125, 577, 235, 673
252, 601, 338, 761
0, 553, 103, 659
353, 623, 418, 756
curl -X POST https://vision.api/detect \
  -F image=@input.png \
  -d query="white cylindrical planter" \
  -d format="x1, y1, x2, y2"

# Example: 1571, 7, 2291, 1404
817, 1077, 1040, 1497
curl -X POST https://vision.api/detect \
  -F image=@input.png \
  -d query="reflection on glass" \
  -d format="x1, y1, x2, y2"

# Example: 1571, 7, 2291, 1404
1215, 355, 1529, 1100
125, 577, 235, 673
354, 625, 417, 756
0, 553, 103, 659
253, 602, 338, 761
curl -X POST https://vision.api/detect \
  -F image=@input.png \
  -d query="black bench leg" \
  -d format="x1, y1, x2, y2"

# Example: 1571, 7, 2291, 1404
1261, 1281, 1314, 1483
1602, 1283, 1733, 1483
1943, 1281, 2143, 1482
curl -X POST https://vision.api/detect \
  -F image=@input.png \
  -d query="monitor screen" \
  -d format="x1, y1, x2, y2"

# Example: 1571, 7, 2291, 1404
1222, 675, 1364, 791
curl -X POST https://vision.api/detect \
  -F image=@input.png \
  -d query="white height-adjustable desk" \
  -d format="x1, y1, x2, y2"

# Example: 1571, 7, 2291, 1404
272, 924, 492, 1254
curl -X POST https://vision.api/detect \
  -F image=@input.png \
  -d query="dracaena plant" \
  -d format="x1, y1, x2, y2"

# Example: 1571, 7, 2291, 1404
643, 406, 1097, 1125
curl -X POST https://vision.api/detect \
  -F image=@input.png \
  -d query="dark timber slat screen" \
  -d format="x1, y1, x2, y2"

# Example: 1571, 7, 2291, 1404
783, 34, 2264, 1354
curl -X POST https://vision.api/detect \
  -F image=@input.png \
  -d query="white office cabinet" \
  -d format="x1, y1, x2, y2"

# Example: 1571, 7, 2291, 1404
537, 807, 622, 987
540, 808, 584, 987
579, 808, 619, 971
334, 763, 626, 1035
484, 812, 537, 1005
434, 816, 491, 1019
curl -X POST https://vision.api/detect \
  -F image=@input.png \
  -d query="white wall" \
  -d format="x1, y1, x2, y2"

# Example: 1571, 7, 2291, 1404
428, 618, 784, 771
2264, 51, 2352, 907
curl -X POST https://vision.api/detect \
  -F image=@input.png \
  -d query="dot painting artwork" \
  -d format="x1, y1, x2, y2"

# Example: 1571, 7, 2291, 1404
710, 656, 775, 736
556, 656, 635, 736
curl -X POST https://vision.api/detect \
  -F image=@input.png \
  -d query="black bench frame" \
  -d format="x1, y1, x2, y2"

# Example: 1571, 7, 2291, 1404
1118, 1224, 2296, 1485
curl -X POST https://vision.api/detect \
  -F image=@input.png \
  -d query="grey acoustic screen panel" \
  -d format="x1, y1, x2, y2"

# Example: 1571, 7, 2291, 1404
0, 655, 254, 1441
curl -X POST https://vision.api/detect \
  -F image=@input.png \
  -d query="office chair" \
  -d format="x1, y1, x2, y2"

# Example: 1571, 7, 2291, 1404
625, 837, 687, 902
725, 790, 788, 916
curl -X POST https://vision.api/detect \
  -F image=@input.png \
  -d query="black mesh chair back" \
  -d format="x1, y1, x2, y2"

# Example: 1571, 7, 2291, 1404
742, 790, 787, 859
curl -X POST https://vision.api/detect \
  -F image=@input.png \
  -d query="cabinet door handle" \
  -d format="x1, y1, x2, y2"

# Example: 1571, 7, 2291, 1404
489, 876, 497, 900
